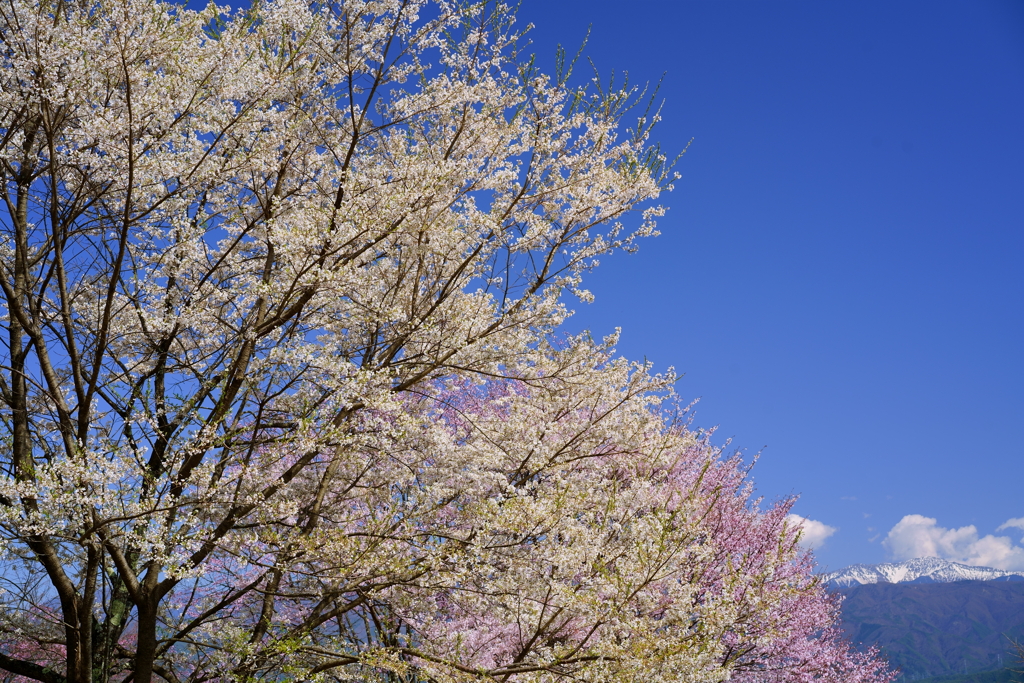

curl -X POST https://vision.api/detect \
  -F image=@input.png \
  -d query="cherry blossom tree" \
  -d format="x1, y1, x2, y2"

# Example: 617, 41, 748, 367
0, 0, 895, 682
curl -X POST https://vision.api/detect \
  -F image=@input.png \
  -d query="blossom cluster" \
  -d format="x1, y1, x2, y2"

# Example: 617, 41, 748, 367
0, 0, 894, 682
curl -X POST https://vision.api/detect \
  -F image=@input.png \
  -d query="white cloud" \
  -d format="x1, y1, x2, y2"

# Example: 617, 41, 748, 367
786, 514, 837, 549
996, 517, 1024, 536
883, 514, 1024, 571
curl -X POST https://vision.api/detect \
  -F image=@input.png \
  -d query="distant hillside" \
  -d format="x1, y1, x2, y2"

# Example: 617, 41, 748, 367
913, 668, 1020, 683
838, 580, 1024, 680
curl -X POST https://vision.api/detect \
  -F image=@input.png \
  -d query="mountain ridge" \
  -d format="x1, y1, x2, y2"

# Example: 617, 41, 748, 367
822, 558, 1024, 588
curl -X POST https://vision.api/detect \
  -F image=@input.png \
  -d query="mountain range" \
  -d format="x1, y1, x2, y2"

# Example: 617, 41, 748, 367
822, 557, 1024, 588
826, 560, 1024, 681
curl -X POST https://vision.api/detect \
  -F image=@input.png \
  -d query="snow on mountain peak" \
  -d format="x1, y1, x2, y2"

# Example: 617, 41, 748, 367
821, 557, 1024, 587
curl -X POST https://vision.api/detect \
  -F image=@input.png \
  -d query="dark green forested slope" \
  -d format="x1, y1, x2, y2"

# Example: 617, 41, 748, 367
838, 581, 1024, 680
913, 667, 1020, 683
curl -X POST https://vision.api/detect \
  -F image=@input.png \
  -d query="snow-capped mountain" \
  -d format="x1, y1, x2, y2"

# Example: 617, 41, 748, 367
821, 557, 1024, 588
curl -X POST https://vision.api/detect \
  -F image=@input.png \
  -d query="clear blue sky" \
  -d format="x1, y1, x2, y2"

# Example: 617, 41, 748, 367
519, 0, 1024, 570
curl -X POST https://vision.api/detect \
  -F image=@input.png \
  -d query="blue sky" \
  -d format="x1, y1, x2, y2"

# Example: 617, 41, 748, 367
519, 0, 1024, 571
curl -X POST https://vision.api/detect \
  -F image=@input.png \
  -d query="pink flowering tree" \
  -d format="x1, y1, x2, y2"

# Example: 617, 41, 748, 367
0, 0, 895, 682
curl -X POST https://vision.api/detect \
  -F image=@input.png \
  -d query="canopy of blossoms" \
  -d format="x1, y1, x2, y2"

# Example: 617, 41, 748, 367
0, 0, 895, 682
